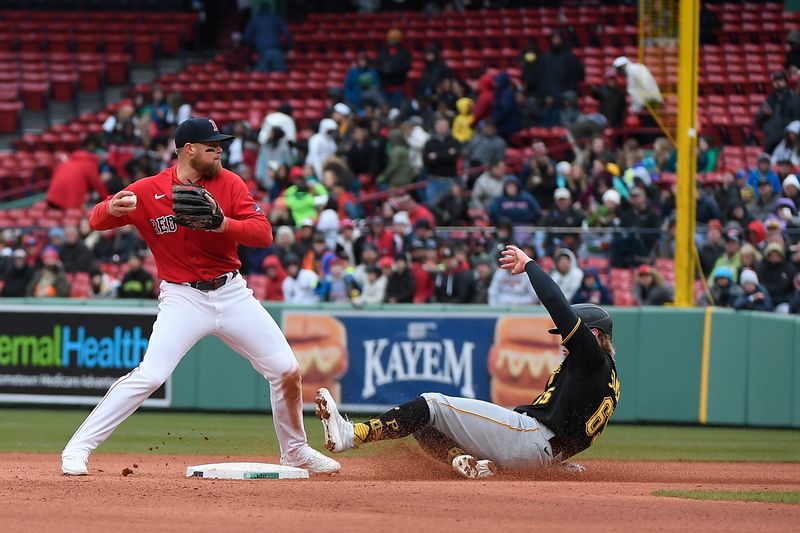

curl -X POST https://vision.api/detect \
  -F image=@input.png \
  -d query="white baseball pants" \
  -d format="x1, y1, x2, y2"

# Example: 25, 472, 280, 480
63, 274, 307, 459
421, 392, 555, 470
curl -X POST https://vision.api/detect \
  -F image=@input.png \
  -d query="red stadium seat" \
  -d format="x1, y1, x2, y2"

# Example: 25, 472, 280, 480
21, 82, 49, 111
69, 272, 92, 298
50, 73, 77, 102
132, 34, 157, 64
78, 64, 104, 93
0, 101, 21, 133
105, 54, 130, 85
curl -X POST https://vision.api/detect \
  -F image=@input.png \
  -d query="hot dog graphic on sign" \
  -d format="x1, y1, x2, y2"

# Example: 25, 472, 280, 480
488, 316, 563, 407
284, 314, 349, 403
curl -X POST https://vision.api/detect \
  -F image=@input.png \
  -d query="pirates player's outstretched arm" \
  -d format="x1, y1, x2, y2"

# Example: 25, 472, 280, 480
524, 258, 580, 341
500, 245, 587, 348
509, 246, 606, 366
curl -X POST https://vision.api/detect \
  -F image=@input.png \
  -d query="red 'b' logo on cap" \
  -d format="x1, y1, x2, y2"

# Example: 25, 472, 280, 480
208, 119, 219, 132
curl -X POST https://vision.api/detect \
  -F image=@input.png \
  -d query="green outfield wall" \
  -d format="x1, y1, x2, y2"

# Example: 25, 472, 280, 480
1, 300, 798, 428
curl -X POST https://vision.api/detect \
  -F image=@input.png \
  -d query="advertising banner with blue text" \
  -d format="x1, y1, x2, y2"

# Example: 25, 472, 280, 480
283, 310, 561, 410
0, 305, 168, 406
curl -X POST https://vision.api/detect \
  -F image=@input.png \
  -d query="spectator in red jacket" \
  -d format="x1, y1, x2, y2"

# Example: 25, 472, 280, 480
409, 239, 435, 303
471, 71, 496, 128
355, 216, 395, 260
45, 136, 107, 210
262, 254, 287, 301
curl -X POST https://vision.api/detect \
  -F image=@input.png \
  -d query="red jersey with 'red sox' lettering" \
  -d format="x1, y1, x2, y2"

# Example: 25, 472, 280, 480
90, 166, 272, 283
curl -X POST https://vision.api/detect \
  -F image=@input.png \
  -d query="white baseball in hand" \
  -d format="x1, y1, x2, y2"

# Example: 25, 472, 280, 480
121, 194, 137, 207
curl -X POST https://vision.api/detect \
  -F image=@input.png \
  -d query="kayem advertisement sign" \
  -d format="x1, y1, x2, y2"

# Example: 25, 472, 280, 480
284, 310, 561, 410
0, 305, 168, 406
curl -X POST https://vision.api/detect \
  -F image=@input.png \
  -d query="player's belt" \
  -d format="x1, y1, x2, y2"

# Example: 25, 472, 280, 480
169, 271, 239, 291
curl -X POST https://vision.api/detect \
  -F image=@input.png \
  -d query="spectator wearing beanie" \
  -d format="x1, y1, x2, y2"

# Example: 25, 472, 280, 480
697, 266, 742, 308
783, 174, 800, 209
734, 269, 774, 312
757, 242, 797, 313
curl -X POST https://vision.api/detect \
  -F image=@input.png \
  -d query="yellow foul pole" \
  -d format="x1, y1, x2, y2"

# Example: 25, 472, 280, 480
674, 0, 699, 306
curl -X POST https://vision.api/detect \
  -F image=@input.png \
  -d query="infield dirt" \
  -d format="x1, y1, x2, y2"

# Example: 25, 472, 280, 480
3, 448, 799, 532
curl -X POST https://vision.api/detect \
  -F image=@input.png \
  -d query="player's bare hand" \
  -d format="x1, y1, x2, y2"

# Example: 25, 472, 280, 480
108, 191, 137, 217
499, 245, 532, 275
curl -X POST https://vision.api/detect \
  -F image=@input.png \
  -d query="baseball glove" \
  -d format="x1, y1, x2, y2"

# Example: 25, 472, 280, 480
172, 184, 224, 230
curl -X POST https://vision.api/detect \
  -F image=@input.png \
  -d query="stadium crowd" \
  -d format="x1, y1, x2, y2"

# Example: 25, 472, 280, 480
2, 16, 800, 313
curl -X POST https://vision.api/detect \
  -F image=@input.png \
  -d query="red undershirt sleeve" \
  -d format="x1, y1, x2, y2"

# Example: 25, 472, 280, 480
89, 197, 130, 231
223, 179, 273, 247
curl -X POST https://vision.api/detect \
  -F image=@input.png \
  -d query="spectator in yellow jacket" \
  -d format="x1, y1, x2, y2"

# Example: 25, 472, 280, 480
452, 97, 475, 143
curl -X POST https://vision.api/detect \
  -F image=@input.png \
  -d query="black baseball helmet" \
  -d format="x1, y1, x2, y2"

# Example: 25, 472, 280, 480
548, 303, 613, 338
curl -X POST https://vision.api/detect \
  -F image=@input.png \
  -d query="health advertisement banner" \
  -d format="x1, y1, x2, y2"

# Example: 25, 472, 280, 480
284, 311, 562, 410
0, 305, 168, 406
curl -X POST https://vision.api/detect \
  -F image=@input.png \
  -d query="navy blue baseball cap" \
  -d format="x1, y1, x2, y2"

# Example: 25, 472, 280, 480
174, 117, 235, 148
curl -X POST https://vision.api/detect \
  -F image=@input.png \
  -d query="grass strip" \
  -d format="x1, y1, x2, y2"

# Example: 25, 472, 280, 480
654, 489, 800, 505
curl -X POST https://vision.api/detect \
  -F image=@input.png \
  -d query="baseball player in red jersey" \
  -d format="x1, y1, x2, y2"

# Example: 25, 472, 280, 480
61, 117, 339, 476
